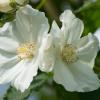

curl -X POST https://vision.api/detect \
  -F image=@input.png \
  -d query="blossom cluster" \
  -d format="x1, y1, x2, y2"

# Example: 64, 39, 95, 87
0, 4, 100, 92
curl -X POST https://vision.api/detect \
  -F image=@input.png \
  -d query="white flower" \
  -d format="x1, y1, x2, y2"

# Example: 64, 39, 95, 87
0, 0, 27, 12
94, 28, 100, 49
40, 10, 100, 92
0, 5, 50, 92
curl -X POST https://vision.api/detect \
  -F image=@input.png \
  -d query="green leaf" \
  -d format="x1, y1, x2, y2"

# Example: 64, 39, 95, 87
3, 73, 51, 100
75, 0, 100, 34
0, 13, 15, 27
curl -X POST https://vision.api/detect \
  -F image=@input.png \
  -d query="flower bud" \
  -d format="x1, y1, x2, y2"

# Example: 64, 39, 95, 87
0, 0, 28, 13
0, 0, 12, 12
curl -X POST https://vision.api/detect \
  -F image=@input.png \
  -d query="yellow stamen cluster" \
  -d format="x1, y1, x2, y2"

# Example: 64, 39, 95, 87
17, 42, 36, 60
61, 44, 78, 64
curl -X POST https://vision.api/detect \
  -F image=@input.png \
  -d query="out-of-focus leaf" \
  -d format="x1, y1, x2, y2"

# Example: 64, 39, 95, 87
3, 73, 51, 100
30, 72, 51, 91
53, 82, 80, 100
0, 13, 15, 27
76, 0, 100, 35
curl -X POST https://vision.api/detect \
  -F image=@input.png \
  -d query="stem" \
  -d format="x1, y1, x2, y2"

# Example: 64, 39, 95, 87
36, 0, 47, 10
74, 1, 94, 13
44, 0, 60, 24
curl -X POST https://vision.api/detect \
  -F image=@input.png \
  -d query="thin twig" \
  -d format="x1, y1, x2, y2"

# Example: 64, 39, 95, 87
36, 0, 47, 10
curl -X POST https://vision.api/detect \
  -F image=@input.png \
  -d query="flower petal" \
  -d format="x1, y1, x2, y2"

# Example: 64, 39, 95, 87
50, 21, 65, 47
67, 18, 84, 43
0, 23, 9, 33
0, 29, 18, 62
94, 28, 100, 49
39, 34, 55, 72
0, 22, 25, 43
53, 59, 78, 91
68, 60, 100, 92
0, 5, 49, 43
77, 34, 99, 68
0, 36, 19, 52
54, 59, 100, 92
60, 10, 75, 25
50, 21, 61, 40
0, 56, 20, 84
0, 22, 20, 51
16, 5, 49, 42
12, 58, 39, 92
60, 10, 84, 43
0, 49, 17, 64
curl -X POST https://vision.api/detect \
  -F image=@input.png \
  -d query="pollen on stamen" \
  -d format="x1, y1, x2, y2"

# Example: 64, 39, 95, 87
17, 42, 36, 60
61, 44, 78, 64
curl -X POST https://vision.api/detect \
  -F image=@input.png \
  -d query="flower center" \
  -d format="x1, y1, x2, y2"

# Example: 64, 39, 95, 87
61, 44, 78, 64
17, 42, 36, 60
